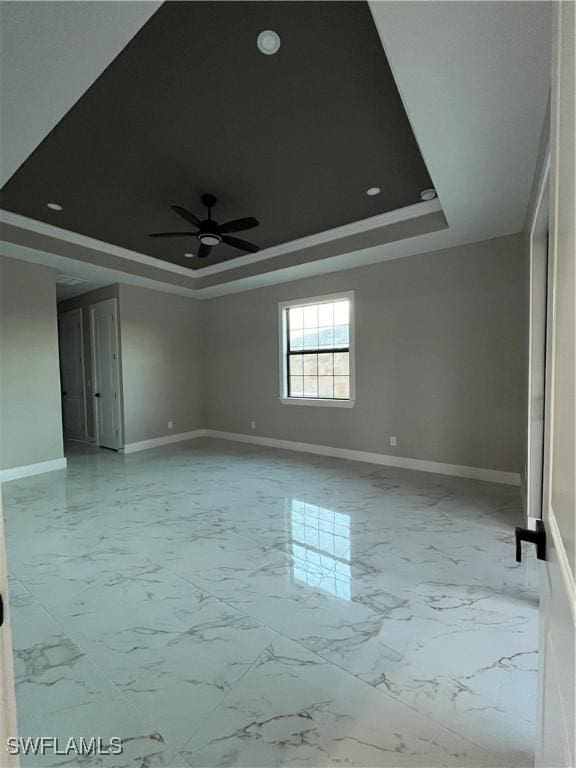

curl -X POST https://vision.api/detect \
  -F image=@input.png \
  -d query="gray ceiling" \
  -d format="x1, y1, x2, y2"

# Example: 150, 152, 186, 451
0, 1, 433, 270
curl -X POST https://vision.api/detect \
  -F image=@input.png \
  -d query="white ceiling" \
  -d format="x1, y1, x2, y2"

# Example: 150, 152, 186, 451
0, 1, 161, 187
0, 1, 551, 299
370, 0, 551, 243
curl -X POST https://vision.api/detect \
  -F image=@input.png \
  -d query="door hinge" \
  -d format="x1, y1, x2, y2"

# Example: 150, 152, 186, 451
515, 520, 547, 562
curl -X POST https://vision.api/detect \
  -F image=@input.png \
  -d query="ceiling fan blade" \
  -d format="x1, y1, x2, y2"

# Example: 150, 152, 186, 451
198, 243, 212, 258
219, 217, 259, 234
222, 235, 259, 253
149, 231, 196, 238
171, 205, 201, 227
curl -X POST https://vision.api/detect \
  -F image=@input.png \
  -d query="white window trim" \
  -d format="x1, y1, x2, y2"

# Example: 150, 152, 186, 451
278, 290, 356, 408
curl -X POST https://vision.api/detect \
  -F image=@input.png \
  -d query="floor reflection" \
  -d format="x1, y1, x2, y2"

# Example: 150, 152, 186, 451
288, 499, 351, 600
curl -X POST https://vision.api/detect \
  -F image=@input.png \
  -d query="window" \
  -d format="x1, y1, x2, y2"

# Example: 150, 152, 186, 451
279, 292, 354, 406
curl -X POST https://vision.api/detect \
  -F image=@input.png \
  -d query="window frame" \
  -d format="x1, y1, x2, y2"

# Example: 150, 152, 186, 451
278, 291, 355, 408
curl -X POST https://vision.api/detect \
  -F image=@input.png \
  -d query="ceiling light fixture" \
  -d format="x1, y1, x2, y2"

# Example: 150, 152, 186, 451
420, 188, 437, 201
184, 253, 194, 259
366, 187, 381, 196
198, 233, 222, 247
47, 202, 63, 211
257, 30, 281, 55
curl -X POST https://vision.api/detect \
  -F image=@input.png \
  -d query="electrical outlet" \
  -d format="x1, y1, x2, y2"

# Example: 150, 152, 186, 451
250, 420, 256, 431
168, 420, 174, 430
390, 435, 397, 447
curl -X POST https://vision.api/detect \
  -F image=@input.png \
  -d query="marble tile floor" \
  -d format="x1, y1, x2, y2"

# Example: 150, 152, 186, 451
2, 439, 539, 767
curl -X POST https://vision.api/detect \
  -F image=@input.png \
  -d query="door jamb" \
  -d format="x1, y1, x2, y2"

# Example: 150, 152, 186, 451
0, 494, 18, 767
526, 149, 552, 529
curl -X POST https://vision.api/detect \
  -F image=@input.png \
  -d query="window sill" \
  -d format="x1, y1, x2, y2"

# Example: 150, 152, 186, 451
279, 397, 355, 409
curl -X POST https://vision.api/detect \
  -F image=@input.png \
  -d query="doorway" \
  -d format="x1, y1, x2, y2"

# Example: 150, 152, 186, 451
90, 297, 122, 451
58, 308, 88, 442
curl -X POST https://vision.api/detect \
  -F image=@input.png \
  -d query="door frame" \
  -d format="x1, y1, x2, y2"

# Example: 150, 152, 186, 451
526, 150, 551, 527
89, 298, 123, 450
0, 494, 19, 766
58, 307, 88, 443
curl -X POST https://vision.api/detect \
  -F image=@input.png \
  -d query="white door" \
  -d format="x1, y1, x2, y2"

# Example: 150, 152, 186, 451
536, 4, 575, 765
0, 495, 18, 767
90, 298, 122, 450
58, 308, 87, 441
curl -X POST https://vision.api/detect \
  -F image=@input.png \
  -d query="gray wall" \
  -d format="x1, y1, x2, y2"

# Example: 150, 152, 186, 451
58, 283, 121, 439
0, 255, 64, 470
118, 284, 203, 445
204, 234, 526, 473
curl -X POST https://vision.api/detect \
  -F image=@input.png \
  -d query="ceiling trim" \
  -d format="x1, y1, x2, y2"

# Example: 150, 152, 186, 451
1, 239, 198, 301
196, 198, 441, 277
0, 198, 441, 282
0, 208, 193, 278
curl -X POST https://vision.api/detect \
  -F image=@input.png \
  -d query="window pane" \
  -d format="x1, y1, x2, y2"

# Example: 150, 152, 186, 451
318, 353, 333, 376
284, 297, 352, 402
334, 352, 349, 375
318, 326, 334, 348
290, 329, 304, 350
289, 307, 304, 330
334, 376, 349, 399
333, 325, 349, 347
334, 300, 349, 325
303, 305, 318, 329
303, 376, 318, 397
290, 355, 303, 375
318, 376, 334, 398
290, 376, 304, 397
303, 354, 317, 375
303, 329, 319, 349
318, 302, 333, 326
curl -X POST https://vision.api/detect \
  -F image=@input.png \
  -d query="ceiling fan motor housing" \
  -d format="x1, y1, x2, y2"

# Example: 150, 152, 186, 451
149, 193, 260, 258
198, 230, 222, 246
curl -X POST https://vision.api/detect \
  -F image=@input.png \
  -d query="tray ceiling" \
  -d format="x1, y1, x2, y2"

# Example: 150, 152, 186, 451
0, 1, 433, 271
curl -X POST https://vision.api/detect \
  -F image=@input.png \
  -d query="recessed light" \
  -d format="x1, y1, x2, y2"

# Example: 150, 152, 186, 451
257, 30, 281, 55
46, 202, 63, 211
420, 188, 437, 201
366, 187, 381, 196
184, 253, 194, 259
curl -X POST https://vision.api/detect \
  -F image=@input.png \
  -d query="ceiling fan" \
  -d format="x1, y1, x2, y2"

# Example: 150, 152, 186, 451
149, 193, 259, 258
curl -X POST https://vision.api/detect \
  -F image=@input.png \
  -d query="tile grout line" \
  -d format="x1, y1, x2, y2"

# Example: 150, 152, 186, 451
145, 555, 499, 760
7, 570, 185, 758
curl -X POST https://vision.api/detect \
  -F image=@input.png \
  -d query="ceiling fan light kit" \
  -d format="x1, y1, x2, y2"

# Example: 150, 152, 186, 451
149, 193, 260, 259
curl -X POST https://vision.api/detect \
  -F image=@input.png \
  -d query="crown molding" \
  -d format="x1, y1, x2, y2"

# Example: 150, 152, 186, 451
1, 199, 441, 284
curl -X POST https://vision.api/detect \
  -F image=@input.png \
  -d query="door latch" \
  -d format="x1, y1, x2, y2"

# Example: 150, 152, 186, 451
515, 520, 546, 562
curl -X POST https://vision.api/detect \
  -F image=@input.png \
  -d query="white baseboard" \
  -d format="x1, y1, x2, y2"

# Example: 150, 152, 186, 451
204, 430, 521, 486
0, 457, 67, 483
123, 430, 206, 454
